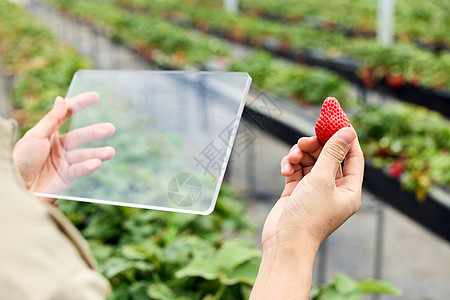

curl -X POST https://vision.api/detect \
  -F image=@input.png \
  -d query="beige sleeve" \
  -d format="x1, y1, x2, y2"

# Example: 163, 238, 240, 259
52, 265, 110, 300
0, 117, 110, 299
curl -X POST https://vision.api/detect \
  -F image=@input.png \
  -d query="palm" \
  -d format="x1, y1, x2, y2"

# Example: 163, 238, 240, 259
13, 93, 115, 200
262, 136, 333, 249
262, 131, 363, 250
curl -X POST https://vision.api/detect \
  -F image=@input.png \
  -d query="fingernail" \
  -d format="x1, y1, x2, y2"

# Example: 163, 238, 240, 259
54, 96, 64, 109
292, 148, 300, 156
282, 163, 290, 174
337, 127, 356, 146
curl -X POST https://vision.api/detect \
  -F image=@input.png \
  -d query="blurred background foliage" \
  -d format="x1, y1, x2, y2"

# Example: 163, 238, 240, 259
2, 0, 449, 298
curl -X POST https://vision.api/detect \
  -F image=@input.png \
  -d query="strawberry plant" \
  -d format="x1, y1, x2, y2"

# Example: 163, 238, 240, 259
103, 0, 450, 92
58, 186, 260, 299
0, 0, 91, 133
47, 0, 230, 69
9, 0, 448, 205
238, 0, 449, 49
228, 51, 353, 107
48, 0, 449, 198
345, 40, 450, 90
352, 103, 450, 200
46, 0, 357, 107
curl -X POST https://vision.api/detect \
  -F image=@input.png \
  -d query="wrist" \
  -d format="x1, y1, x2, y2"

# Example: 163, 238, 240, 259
262, 229, 321, 259
251, 233, 319, 300
262, 234, 319, 277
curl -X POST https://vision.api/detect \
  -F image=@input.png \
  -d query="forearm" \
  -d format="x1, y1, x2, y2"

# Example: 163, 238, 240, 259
250, 239, 319, 299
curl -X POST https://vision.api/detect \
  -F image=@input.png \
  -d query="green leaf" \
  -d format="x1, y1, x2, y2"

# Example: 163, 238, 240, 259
88, 240, 114, 262
312, 275, 364, 300
82, 210, 122, 241
217, 239, 261, 273
171, 212, 198, 229
219, 260, 259, 285
333, 274, 358, 294
310, 285, 324, 300
159, 235, 218, 268
147, 282, 176, 300
240, 284, 253, 299
107, 281, 131, 300
101, 257, 154, 279
131, 260, 155, 272
175, 259, 221, 280
321, 286, 361, 300
130, 281, 153, 300
173, 237, 221, 280
159, 239, 192, 264
321, 287, 341, 300
121, 240, 159, 260
312, 275, 401, 300
102, 257, 136, 278
189, 238, 217, 260
357, 280, 402, 295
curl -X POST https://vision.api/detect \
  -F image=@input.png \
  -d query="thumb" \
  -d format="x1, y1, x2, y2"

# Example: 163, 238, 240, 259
313, 127, 356, 180
28, 96, 67, 138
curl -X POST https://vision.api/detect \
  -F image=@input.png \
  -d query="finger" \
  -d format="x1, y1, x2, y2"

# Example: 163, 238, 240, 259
67, 158, 102, 182
285, 164, 302, 181
281, 178, 301, 197
280, 145, 296, 176
288, 144, 298, 154
65, 92, 100, 114
287, 146, 302, 165
282, 164, 303, 197
281, 156, 294, 176
335, 129, 358, 181
281, 152, 303, 177
66, 146, 115, 164
297, 136, 322, 160
282, 165, 304, 198
338, 135, 365, 192
27, 97, 68, 138
312, 127, 357, 181
60, 122, 116, 150
299, 152, 317, 176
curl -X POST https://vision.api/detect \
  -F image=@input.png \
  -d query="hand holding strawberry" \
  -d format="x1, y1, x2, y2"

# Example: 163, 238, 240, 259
251, 97, 364, 300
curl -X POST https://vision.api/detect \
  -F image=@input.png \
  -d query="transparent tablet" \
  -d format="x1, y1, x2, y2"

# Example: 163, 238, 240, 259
35, 70, 251, 215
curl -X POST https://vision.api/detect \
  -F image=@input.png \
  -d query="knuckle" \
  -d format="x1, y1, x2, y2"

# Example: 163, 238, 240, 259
325, 142, 348, 163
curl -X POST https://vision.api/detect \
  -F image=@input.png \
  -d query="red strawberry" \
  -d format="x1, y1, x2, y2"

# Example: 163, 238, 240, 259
388, 161, 404, 179
315, 97, 351, 144
376, 148, 390, 158
386, 73, 404, 89
360, 66, 375, 87
408, 75, 421, 87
